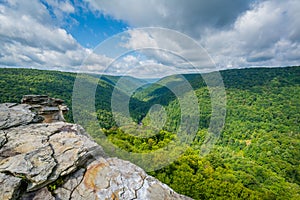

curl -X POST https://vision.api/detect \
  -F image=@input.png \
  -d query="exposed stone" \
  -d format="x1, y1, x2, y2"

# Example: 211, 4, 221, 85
0, 97, 192, 200
54, 168, 86, 200
0, 103, 39, 130
0, 131, 7, 148
21, 95, 68, 123
21, 95, 63, 107
0, 144, 56, 188
21, 187, 55, 200
70, 158, 191, 200
0, 122, 104, 191
0, 173, 22, 200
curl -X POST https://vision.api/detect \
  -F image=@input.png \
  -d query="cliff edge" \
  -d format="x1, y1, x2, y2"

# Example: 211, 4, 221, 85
0, 95, 191, 200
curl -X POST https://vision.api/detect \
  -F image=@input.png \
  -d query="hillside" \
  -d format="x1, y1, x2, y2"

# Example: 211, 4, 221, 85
1, 66, 300, 199
131, 66, 300, 199
0, 68, 144, 128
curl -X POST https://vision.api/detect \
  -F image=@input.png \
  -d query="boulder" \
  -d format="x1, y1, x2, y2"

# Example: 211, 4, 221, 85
0, 97, 192, 200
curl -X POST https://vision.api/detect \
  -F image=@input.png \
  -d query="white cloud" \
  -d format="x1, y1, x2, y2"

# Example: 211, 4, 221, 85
122, 30, 158, 50
43, 0, 76, 25
120, 28, 215, 73
1, 0, 299, 77
92, 27, 218, 78
110, 54, 191, 78
85, 0, 254, 38
86, 0, 300, 69
201, 0, 300, 68
0, 0, 111, 72
46, 0, 75, 14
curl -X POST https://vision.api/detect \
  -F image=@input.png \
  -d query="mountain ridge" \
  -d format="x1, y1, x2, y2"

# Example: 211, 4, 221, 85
0, 66, 299, 199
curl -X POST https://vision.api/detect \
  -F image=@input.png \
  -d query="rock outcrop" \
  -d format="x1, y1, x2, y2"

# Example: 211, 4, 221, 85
21, 95, 68, 123
0, 96, 191, 200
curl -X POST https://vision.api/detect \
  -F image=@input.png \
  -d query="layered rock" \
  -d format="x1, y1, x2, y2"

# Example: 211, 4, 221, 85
0, 96, 191, 200
21, 95, 68, 123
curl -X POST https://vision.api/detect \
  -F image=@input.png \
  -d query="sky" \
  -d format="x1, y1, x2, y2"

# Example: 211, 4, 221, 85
0, 0, 300, 78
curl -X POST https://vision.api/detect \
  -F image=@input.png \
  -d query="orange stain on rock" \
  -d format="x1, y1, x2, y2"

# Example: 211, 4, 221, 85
111, 192, 120, 200
83, 162, 107, 191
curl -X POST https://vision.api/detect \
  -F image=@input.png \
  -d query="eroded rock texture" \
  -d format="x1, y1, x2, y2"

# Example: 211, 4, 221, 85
21, 95, 68, 123
0, 96, 191, 200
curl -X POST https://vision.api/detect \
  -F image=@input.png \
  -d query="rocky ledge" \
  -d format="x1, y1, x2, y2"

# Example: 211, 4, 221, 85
0, 96, 191, 200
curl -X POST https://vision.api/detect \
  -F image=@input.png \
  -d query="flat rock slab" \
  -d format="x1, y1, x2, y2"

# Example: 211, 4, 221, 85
0, 103, 38, 130
70, 158, 192, 200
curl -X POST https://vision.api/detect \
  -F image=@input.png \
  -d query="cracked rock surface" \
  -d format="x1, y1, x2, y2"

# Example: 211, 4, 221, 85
0, 98, 192, 200
0, 103, 39, 130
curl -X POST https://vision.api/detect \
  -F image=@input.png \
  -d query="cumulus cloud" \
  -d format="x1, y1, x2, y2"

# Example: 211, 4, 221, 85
109, 54, 194, 78
86, 0, 300, 69
86, 27, 217, 78
85, 0, 254, 38
1, 0, 299, 77
120, 28, 216, 73
0, 0, 110, 72
202, 0, 300, 68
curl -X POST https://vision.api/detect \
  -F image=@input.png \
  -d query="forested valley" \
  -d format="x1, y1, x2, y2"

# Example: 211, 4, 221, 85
0, 66, 299, 199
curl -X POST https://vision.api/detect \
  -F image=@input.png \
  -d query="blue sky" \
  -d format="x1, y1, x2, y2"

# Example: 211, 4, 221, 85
0, 0, 300, 77
65, 7, 128, 48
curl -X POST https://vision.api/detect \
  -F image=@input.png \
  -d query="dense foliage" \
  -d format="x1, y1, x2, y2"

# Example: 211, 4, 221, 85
1, 66, 299, 199
0, 68, 142, 125
133, 67, 300, 199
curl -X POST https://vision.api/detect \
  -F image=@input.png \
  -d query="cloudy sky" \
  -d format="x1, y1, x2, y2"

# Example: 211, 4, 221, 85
0, 0, 299, 77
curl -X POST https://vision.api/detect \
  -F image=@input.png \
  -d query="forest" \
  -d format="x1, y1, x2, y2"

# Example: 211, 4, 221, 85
0, 66, 299, 199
